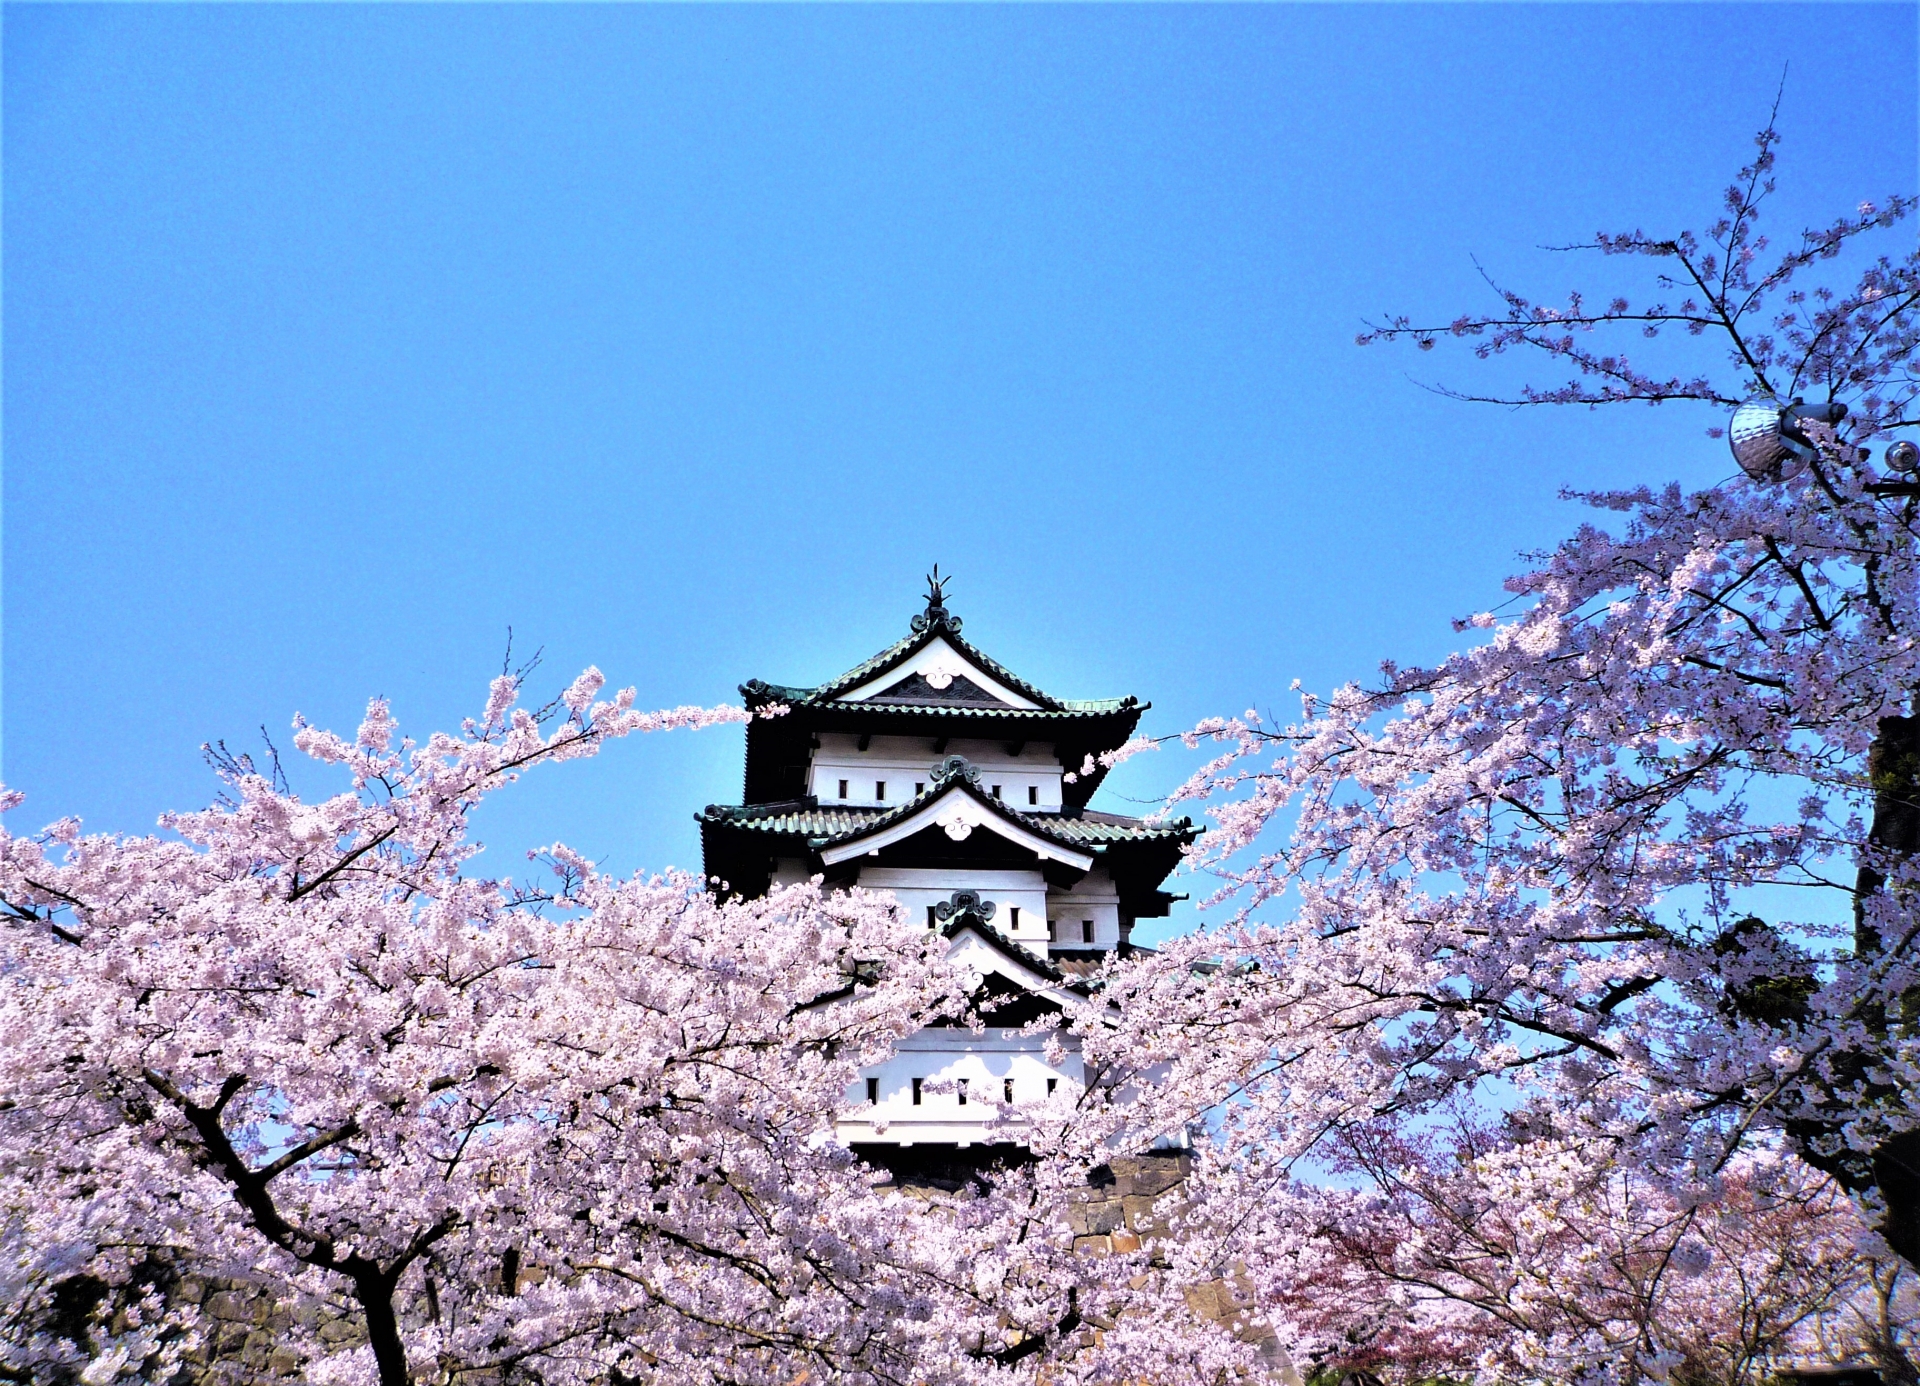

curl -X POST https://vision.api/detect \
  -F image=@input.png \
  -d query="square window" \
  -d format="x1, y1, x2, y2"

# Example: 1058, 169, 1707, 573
915, 781, 925, 795
1082, 920, 1095, 944
1028, 785, 1038, 805
866, 1077, 879, 1104
911, 1078, 923, 1106
875, 780, 886, 801
1046, 1078, 1058, 1095
838, 779, 849, 799
991, 785, 1002, 799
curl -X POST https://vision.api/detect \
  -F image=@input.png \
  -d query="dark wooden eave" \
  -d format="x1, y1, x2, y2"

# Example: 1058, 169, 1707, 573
739, 697, 1145, 808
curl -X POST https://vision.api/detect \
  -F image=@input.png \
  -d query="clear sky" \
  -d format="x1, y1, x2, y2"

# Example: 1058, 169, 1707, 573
7, 3, 1915, 943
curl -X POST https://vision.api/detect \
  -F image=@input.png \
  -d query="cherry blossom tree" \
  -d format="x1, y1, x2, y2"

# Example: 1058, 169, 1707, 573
0, 671, 988, 1386
1071, 111, 1920, 1378
1245, 1128, 1907, 1385
0, 669, 1255, 1386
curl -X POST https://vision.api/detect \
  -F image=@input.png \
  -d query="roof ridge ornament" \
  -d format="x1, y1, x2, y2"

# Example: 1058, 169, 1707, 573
935, 889, 995, 924
928, 755, 980, 787
910, 565, 962, 635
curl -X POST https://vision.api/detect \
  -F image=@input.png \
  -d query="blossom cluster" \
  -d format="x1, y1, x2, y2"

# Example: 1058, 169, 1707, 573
1067, 116, 1920, 1381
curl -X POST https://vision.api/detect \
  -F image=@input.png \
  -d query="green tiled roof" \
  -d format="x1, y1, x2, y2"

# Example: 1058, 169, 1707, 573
741, 607, 1132, 716
939, 914, 1067, 983
744, 692, 1134, 720
848, 616, 1061, 707
699, 794, 1195, 849
792, 629, 923, 700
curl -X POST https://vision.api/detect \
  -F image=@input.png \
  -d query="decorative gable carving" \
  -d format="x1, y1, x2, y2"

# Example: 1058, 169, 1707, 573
869, 672, 1010, 706
816, 780, 1095, 872
833, 635, 1040, 710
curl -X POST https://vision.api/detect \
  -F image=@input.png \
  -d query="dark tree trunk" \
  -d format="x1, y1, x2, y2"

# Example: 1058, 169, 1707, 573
1872, 1130, 1920, 1269
354, 1271, 409, 1386
1809, 713, 1920, 1271
1856, 714, 1920, 953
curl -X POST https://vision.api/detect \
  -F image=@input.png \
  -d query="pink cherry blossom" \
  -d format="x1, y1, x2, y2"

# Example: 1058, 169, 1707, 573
1074, 112, 1920, 1381
1, 671, 1249, 1386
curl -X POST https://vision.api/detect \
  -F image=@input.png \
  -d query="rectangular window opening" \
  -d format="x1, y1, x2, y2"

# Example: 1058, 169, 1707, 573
991, 784, 1002, 800
838, 779, 849, 799
1082, 919, 1095, 944
1047, 918, 1057, 942
1004, 1078, 1015, 1104
911, 1078, 923, 1106
926, 905, 937, 929
1028, 785, 1038, 805
1046, 1077, 1058, 1095
915, 781, 925, 796
866, 1077, 879, 1104
1009, 906, 1021, 929
956, 1078, 968, 1107
875, 780, 886, 801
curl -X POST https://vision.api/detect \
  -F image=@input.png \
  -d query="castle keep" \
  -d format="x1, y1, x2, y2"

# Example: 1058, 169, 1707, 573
698, 578, 1196, 1174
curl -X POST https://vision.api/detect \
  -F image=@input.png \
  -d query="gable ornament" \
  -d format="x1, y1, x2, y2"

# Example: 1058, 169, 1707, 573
928, 755, 980, 787
935, 889, 996, 924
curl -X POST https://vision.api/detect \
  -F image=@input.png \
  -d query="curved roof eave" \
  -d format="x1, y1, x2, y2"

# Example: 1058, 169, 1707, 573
701, 778, 1197, 860
739, 608, 1126, 718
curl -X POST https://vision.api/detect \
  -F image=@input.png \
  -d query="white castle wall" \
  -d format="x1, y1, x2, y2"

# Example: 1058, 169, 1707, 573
836, 1028, 1085, 1148
857, 866, 1052, 946
809, 734, 1063, 810
1045, 867, 1123, 951
769, 860, 1124, 955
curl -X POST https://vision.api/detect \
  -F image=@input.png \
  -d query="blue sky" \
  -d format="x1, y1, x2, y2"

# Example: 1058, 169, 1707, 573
7, 3, 1915, 943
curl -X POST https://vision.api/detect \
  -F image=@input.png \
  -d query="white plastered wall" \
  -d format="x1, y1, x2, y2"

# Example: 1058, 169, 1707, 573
788, 872, 1093, 1149
810, 734, 1062, 810
856, 866, 1052, 947
836, 1027, 1086, 1148
773, 861, 1124, 955
770, 857, 812, 888
1046, 865, 1123, 950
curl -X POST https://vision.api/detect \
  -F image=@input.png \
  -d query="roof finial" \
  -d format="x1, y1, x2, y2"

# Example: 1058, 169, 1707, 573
911, 565, 961, 635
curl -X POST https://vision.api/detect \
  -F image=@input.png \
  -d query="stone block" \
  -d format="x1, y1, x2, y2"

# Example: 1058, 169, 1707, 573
206, 1291, 253, 1323
1114, 1154, 1189, 1197
1121, 1195, 1174, 1234
1109, 1230, 1142, 1254
1072, 1235, 1111, 1256
1082, 1201, 1125, 1236
1183, 1281, 1225, 1319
